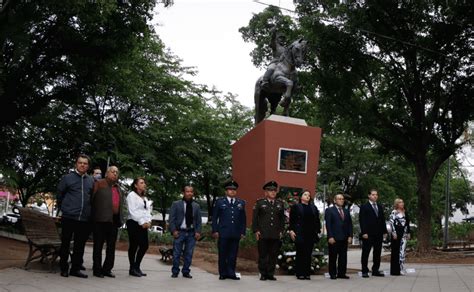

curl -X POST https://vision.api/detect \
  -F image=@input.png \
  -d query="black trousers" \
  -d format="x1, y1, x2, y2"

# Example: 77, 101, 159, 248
93, 221, 118, 273
390, 238, 401, 275
328, 240, 348, 277
257, 238, 281, 277
361, 236, 383, 273
295, 240, 314, 277
218, 237, 240, 277
126, 219, 149, 269
59, 218, 91, 272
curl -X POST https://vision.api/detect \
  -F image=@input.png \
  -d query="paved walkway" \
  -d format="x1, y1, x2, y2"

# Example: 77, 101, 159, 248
0, 247, 472, 292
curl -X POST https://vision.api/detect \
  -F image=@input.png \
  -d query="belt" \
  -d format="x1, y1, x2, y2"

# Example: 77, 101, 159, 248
179, 228, 194, 232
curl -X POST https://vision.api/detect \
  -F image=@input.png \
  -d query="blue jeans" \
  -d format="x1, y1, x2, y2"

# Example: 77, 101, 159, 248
172, 230, 196, 275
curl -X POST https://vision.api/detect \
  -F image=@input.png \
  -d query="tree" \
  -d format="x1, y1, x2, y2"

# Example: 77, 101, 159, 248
0, 0, 160, 127
241, 1, 473, 252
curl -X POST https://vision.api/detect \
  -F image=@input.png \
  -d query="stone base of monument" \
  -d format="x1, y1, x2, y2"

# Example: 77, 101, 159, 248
232, 115, 322, 224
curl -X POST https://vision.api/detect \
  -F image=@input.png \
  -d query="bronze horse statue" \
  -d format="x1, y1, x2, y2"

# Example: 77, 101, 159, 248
254, 38, 307, 124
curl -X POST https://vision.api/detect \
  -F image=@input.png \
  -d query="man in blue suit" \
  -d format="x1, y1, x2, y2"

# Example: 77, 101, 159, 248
168, 185, 202, 278
212, 180, 246, 280
325, 193, 353, 280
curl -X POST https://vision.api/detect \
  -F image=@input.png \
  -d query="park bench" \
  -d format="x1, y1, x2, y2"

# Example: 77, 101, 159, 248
19, 207, 62, 270
158, 235, 207, 262
159, 247, 173, 262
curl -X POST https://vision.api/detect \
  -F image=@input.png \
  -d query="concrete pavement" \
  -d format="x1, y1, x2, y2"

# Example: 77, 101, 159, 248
0, 247, 472, 292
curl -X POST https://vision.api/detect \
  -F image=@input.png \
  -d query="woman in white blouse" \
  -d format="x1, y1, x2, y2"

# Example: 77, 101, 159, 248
126, 177, 153, 277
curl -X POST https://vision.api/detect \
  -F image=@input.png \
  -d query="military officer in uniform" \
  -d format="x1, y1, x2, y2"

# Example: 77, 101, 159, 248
212, 180, 246, 280
252, 180, 285, 281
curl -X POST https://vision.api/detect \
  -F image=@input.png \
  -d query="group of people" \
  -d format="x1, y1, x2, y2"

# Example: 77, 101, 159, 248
56, 154, 410, 281
56, 154, 152, 278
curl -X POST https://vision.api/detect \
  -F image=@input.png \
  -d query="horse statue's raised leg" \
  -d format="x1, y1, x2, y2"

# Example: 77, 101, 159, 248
274, 75, 294, 112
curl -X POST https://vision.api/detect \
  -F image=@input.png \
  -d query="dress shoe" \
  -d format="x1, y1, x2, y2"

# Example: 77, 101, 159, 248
60, 270, 69, 277
137, 268, 147, 277
171, 274, 178, 278
259, 275, 266, 281
70, 270, 88, 278
330, 275, 337, 280
266, 275, 276, 281
372, 271, 385, 277
130, 269, 142, 277
338, 275, 350, 279
228, 275, 240, 280
93, 271, 104, 278
219, 275, 226, 280
182, 274, 193, 279
362, 272, 369, 278
103, 271, 115, 278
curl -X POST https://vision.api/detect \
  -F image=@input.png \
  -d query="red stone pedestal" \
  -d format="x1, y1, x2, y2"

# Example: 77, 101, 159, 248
232, 115, 322, 225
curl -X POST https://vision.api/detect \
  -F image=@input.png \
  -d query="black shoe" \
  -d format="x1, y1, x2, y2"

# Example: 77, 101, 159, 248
171, 274, 178, 278
103, 271, 115, 278
70, 270, 88, 278
228, 275, 240, 280
266, 275, 276, 281
60, 270, 69, 277
259, 275, 266, 281
137, 268, 147, 277
330, 275, 337, 280
362, 272, 369, 278
372, 271, 385, 277
130, 269, 142, 277
219, 275, 226, 280
80, 265, 86, 271
93, 271, 104, 278
182, 274, 193, 279
338, 275, 350, 279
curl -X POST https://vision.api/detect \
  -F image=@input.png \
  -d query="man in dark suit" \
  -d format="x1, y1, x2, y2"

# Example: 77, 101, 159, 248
212, 180, 246, 280
359, 189, 387, 277
325, 193, 353, 280
168, 185, 202, 278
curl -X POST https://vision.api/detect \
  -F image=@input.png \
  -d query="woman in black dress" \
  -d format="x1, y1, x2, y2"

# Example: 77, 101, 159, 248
289, 190, 321, 280
389, 198, 410, 276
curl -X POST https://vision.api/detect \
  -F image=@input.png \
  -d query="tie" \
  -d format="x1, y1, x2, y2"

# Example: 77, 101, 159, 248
231, 198, 234, 205
373, 203, 378, 216
338, 208, 345, 220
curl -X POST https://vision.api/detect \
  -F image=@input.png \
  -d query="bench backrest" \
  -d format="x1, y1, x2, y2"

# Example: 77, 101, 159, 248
19, 207, 60, 243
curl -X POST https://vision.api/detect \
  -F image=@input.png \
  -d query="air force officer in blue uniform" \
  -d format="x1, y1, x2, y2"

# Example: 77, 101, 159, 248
212, 180, 246, 280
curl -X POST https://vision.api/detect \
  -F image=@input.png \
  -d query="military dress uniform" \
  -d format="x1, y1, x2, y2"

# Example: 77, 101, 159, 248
212, 181, 246, 280
252, 181, 285, 280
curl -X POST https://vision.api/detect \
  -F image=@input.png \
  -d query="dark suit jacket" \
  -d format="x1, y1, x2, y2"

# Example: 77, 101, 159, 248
168, 200, 202, 234
91, 179, 125, 227
289, 203, 321, 243
212, 197, 246, 239
325, 206, 353, 241
359, 201, 387, 237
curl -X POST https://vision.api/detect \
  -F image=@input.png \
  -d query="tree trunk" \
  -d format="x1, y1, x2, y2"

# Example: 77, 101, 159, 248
414, 163, 433, 253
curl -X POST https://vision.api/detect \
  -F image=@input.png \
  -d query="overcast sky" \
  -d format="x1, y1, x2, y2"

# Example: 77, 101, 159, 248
153, 0, 295, 108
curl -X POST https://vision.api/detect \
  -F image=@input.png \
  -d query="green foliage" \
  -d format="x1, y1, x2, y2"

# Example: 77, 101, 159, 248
449, 222, 474, 241
239, 228, 258, 249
